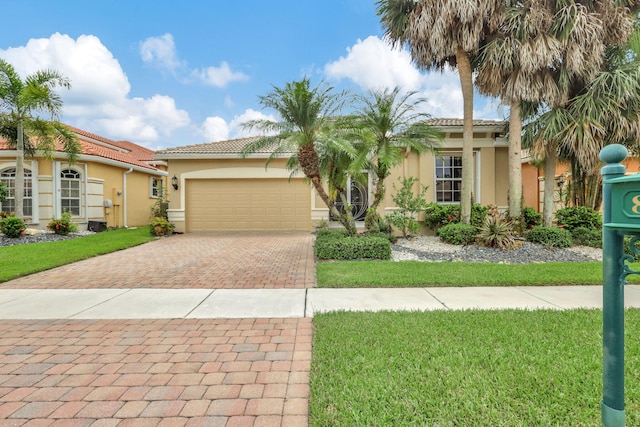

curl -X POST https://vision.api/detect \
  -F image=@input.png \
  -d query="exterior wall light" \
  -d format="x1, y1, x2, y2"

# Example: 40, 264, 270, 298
171, 175, 179, 190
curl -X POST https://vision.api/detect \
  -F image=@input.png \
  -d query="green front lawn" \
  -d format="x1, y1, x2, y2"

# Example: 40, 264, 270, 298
310, 309, 640, 426
0, 227, 155, 282
317, 260, 640, 287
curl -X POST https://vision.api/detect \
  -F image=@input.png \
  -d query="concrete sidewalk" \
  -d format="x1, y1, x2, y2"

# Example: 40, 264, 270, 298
2, 285, 640, 319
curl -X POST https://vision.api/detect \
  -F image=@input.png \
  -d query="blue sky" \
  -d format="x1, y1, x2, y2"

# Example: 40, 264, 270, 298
1, 0, 502, 150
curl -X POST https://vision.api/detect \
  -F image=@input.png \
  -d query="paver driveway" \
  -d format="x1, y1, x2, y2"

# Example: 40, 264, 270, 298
0, 232, 316, 426
2, 232, 316, 289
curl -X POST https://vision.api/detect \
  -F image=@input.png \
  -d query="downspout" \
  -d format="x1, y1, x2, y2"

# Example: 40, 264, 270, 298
122, 168, 133, 228
83, 163, 89, 226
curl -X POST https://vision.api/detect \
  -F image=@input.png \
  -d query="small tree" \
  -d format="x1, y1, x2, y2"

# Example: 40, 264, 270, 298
0, 181, 7, 204
386, 176, 428, 238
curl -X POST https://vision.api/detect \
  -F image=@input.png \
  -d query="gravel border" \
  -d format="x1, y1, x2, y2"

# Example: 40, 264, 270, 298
392, 235, 602, 264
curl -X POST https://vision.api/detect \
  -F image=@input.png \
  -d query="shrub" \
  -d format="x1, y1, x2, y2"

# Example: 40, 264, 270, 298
555, 206, 602, 230
0, 181, 7, 203
525, 226, 573, 248
315, 235, 391, 260
149, 216, 173, 236
424, 203, 488, 229
437, 223, 477, 245
316, 229, 349, 240
477, 215, 516, 249
386, 176, 429, 238
522, 207, 541, 230
624, 236, 640, 261
571, 227, 602, 248
0, 216, 26, 238
47, 211, 78, 236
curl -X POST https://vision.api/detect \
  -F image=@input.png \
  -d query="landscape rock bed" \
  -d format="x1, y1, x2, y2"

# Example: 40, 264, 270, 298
393, 235, 602, 264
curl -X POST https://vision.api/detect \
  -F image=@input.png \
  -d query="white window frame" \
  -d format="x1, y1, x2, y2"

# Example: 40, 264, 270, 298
0, 167, 33, 216
60, 168, 82, 216
150, 177, 164, 198
434, 152, 480, 204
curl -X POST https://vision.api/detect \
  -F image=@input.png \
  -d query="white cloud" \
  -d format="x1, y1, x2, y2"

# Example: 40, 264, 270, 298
192, 61, 249, 88
201, 109, 276, 142
139, 33, 183, 72
0, 33, 191, 145
323, 36, 499, 120
325, 36, 423, 92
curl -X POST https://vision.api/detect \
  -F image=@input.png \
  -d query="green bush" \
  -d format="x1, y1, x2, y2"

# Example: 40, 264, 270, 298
571, 227, 602, 248
47, 211, 78, 236
315, 235, 391, 260
386, 177, 429, 238
555, 206, 602, 230
149, 216, 173, 236
363, 230, 397, 244
624, 236, 640, 261
525, 226, 573, 248
522, 206, 542, 230
0, 216, 26, 238
424, 203, 488, 229
437, 223, 477, 245
316, 229, 349, 239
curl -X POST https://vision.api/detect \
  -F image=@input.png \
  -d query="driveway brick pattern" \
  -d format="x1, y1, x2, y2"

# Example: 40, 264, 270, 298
0, 317, 312, 426
2, 232, 316, 289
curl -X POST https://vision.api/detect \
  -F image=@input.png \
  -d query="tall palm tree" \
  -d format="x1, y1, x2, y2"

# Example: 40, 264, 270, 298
241, 78, 358, 235
377, 0, 503, 224
0, 59, 79, 219
519, 2, 639, 224
348, 87, 442, 230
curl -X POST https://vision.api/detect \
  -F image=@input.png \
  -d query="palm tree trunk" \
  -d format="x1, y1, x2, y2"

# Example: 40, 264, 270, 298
310, 175, 357, 236
543, 142, 557, 227
457, 47, 474, 225
364, 171, 386, 231
508, 100, 523, 224
15, 120, 24, 219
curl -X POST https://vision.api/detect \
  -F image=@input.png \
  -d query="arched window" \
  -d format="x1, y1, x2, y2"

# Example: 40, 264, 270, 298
60, 169, 81, 216
0, 168, 32, 216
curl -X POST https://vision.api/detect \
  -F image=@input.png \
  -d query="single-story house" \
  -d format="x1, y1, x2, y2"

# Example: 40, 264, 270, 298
155, 118, 509, 233
0, 126, 167, 230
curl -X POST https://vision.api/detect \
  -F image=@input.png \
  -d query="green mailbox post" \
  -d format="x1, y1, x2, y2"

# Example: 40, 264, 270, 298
600, 144, 640, 426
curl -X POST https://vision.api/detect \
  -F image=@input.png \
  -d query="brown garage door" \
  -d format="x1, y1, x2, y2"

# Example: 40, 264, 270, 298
186, 178, 311, 232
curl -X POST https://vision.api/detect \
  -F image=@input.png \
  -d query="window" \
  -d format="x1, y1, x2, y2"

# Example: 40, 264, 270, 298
60, 169, 81, 216
0, 168, 32, 216
150, 177, 164, 198
435, 155, 462, 202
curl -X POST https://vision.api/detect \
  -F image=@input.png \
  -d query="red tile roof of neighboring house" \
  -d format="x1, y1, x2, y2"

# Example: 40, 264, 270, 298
0, 125, 160, 172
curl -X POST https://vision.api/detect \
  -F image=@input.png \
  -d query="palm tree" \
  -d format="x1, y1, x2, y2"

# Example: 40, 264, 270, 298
519, 2, 639, 224
377, 0, 503, 224
348, 87, 442, 231
241, 78, 358, 235
0, 59, 79, 219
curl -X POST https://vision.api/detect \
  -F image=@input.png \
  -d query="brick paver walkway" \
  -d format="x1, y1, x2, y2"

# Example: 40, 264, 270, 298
0, 232, 316, 426
2, 233, 316, 289
0, 318, 312, 426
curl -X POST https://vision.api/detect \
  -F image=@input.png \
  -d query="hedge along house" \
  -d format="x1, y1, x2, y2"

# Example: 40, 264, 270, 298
0, 126, 167, 230
155, 118, 509, 234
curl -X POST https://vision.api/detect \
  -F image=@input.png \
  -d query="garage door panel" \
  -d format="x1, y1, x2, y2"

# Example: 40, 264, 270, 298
186, 178, 311, 232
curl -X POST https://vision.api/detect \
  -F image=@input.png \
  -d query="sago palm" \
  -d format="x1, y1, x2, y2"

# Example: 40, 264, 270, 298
0, 59, 79, 219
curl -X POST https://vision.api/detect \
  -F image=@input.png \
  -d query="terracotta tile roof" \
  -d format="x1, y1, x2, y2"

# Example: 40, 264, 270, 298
0, 125, 160, 172
156, 136, 285, 157
424, 118, 507, 128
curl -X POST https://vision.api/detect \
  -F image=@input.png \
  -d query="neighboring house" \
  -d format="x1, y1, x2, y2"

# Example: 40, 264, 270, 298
0, 126, 167, 230
522, 151, 640, 214
155, 118, 509, 233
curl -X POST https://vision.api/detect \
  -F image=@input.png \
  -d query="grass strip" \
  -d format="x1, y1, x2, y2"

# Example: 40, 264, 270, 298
316, 260, 640, 287
0, 227, 155, 282
310, 309, 640, 426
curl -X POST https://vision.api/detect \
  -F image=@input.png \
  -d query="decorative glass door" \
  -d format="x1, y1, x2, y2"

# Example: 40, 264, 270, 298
335, 174, 369, 221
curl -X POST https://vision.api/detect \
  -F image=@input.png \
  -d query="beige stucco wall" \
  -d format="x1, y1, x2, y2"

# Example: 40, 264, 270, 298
0, 153, 163, 230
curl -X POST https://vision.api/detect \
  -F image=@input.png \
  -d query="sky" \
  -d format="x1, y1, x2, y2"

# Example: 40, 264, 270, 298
1, 0, 503, 150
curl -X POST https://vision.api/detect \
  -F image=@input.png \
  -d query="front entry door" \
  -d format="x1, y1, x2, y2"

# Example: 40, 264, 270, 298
335, 174, 369, 221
